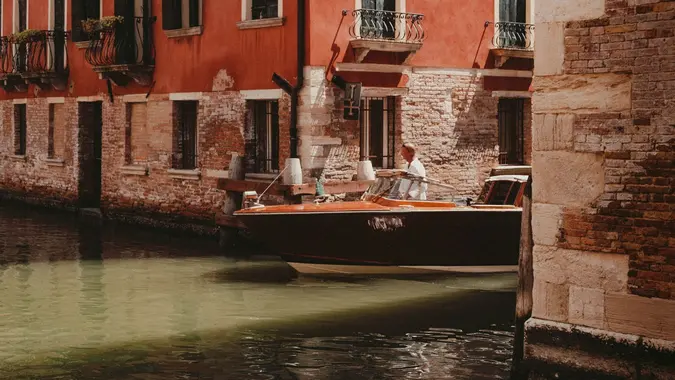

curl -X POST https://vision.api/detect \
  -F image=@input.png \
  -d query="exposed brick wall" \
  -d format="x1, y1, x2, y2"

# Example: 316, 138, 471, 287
401, 72, 500, 198
554, 0, 675, 299
97, 91, 291, 225
50, 103, 67, 159
298, 67, 517, 194
0, 99, 78, 204
128, 102, 150, 164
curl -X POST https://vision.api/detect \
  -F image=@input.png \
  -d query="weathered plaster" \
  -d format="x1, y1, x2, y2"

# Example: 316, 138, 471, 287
535, 0, 606, 23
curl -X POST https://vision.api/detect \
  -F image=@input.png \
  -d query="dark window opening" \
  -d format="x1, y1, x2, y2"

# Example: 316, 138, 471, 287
251, 0, 278, 20
15, 0, 28, 72
124, 104, 133, 165
71, 0, 101, 42
360, 97, 396, 169
498, 98, 524, 165
18, 0, 27, 31
53, 0, 66, 73
245, 100, 279, 174
14, 104, 27, 156
162, 0, 201, 30
172, 101, 198, 170
48, 104, 55, 158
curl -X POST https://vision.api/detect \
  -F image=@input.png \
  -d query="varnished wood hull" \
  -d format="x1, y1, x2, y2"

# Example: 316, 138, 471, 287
236, 205, 522, 267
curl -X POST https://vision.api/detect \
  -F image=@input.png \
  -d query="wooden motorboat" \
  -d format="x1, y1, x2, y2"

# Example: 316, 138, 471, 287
234, 170, 527, 274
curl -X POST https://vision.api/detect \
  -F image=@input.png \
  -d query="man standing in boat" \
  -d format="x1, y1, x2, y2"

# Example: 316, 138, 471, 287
400, 143, 428, 200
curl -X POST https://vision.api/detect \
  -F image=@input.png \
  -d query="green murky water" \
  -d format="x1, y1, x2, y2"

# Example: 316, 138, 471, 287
0, 203, 517, 379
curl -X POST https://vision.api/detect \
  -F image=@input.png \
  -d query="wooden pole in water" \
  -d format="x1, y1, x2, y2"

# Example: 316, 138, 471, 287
511, 175, 533, 379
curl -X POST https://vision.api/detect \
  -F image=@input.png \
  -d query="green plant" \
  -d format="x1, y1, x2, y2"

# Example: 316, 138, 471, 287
8, 29, 44, 44
81, 16, 124, 33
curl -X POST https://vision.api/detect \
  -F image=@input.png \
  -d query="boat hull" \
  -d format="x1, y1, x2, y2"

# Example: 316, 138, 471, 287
236, 207, 522, 267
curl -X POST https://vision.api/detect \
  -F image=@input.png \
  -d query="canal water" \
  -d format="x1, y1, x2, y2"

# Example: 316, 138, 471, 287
0, 203, 518, 380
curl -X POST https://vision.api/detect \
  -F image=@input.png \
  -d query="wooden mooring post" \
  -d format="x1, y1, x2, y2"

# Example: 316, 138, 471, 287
511, 175, 533, 379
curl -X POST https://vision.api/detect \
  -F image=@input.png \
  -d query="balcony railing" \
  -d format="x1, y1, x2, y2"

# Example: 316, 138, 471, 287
492, 22, 535, 50
348, 9, 425, 44
85, 16, 155, 68
0, 31, 69, 91
0, 37, 12, 74
0, 31, 69, 74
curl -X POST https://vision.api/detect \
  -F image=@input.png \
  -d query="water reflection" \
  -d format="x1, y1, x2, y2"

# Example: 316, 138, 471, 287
0, 203, 517, 379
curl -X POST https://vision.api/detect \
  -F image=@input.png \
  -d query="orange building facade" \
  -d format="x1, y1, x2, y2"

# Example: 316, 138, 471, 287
0, 0, 534, 229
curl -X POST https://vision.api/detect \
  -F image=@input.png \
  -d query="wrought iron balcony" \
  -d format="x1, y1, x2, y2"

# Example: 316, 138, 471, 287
84, 16, 156, 86
344, 9, 425, 64
0, 30, 69, 92
492, 22, 534, 50
490, 21, 535, 68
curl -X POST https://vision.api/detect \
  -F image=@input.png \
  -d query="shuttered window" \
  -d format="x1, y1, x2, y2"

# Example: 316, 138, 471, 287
71, 0, 100, 42
162, 0, 201, 30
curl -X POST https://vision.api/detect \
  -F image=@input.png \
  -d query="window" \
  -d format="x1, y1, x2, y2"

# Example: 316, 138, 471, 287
251, 0, 278, 20
71, 0, 100, 42
50, 0, 67, 73
360, 97, 396, 169
48, 103, 66, 159
245, 100, 279, 174
498, 98, 525, 165
360, 0, 396, 39
172, 101, 198, 170
241, 0, 283, 22
162, 0, 201, 31
495, 0, 531, 49
125, 102, 149, 165
14, 104, 27, 156
15, 0, 27, 32
14, 0, 27, 71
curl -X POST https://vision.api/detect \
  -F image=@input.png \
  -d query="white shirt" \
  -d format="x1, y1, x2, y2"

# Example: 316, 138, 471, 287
401, 157, 428, 200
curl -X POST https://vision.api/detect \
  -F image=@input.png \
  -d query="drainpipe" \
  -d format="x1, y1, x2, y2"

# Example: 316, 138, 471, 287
290, 0, 306, 159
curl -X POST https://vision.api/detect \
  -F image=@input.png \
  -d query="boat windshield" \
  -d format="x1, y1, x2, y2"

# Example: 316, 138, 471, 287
362, 171, 459, 202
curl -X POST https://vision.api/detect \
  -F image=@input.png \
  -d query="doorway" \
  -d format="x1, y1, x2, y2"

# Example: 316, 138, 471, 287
78, 102, 103, 209
498, 98, 525, 165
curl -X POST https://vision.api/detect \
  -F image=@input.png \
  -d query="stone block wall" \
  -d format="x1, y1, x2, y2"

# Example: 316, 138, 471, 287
527, 0, 675, 377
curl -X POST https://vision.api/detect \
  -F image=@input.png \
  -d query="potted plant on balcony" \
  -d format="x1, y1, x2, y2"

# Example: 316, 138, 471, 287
81, 16, 124, 36
8, 29, 45, 44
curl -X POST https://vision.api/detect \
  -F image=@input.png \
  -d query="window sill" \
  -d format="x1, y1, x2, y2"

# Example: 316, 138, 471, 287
121, 165, 149, 176
165, 26, 203, 38
75, 41, 90, 49
10, 155, 26, 162
168, 168, 201, 180
46, 158, 65, 167
236, 17, 285, 30
245, 173, 280, 181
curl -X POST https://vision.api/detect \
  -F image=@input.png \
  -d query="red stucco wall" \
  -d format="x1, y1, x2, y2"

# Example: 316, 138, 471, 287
308, 0, 495, 69
0, 0, 298, 101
